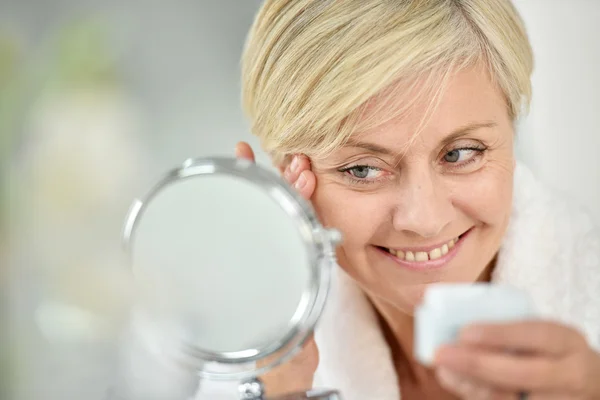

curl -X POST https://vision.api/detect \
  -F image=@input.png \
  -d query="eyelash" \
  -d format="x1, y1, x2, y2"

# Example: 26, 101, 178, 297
338, 165, 384, 185
443, 145, 487, 169
337, 146, 488, 185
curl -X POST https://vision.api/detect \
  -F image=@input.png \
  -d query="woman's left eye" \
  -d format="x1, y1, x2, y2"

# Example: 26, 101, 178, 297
339, 165, 384, 182
443, 147, 484, 165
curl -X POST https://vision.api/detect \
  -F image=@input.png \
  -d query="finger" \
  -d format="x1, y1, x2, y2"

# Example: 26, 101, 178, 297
436, 368, 515, 400
235, 141, 256, 162
257, 334, 318, 370
435, 345, 576, 392
289, 334, 319, 371
459, 321, 586, 356
283, 155, 316, 200
293, 170, 316, 200
283, 154, 311, 183
436, 369, 566, 400
259, 334, 318, 396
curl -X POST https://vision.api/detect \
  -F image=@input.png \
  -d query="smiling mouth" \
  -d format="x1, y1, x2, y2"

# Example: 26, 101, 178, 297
377, 231, 469, 263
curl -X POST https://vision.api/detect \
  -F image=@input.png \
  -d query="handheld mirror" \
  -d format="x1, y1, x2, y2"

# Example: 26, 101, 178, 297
121, 157, 342, 400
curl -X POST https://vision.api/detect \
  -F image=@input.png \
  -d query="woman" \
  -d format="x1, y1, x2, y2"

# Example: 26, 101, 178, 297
205, 0, 600, 399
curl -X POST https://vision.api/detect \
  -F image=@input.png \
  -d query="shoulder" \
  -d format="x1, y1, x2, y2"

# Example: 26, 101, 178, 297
510, 162, 598, 265
496, 162, 600, 349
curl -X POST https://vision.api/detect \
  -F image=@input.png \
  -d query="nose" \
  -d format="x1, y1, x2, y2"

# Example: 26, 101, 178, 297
391, 166, 455, 238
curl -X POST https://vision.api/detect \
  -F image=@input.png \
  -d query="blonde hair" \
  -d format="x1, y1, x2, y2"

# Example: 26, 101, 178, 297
241, 0, 534, 164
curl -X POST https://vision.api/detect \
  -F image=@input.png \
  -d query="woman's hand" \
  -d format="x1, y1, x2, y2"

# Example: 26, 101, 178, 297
433, 321, 600, 399
235, 142, 315, 200
234, 141, 318, 397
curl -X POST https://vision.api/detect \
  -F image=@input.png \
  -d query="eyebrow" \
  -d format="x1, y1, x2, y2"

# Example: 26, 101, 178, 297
344, 121, 498, 156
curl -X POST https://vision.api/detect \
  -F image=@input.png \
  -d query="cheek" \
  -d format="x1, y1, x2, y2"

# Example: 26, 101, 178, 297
451, 162, 514, 227
311, 181, 389, 248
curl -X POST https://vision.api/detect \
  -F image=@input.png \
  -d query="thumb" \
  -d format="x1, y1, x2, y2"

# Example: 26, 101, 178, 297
235, 142, 256, 162
260, 335, 319, 396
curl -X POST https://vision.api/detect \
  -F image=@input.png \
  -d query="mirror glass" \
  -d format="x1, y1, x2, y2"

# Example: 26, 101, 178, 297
128, 166, 312, 355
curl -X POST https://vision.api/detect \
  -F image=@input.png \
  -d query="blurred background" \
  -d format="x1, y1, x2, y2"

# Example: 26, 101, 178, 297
1, 0, 599, 399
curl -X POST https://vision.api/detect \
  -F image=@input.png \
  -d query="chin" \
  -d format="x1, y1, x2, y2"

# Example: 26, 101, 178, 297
383, 284, 431, 315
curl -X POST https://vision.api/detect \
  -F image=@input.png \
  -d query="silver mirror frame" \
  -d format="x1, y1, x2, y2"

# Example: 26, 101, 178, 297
122, 157, 341, 382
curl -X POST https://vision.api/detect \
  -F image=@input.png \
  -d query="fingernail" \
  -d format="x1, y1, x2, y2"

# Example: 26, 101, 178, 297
290, 156, 299, 172
295, 172, 307, 190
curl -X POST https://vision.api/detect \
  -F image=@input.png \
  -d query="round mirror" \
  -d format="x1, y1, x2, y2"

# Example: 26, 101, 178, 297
122, 157, 341, 386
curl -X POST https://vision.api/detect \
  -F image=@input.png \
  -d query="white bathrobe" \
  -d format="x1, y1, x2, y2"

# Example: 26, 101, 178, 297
197, 162, 600, 399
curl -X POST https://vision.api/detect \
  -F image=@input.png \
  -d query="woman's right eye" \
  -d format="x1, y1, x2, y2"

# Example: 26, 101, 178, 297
339, 165, 384, 183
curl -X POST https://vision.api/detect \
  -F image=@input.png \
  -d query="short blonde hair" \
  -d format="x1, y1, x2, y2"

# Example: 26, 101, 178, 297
241, 0, 534, 164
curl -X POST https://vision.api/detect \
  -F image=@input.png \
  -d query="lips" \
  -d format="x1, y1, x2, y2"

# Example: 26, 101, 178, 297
376, 228, 471, 267
384, 236, 459, 262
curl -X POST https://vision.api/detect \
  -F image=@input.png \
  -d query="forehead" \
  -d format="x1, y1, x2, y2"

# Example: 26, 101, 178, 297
352, 65, 509, 146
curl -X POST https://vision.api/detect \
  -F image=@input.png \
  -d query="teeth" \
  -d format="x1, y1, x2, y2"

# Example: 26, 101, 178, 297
387, 236, 460, 263
441, 244, 449, 255
429, 248, 442, 260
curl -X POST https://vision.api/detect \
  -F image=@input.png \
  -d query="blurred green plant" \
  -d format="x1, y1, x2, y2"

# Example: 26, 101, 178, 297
48, 19, 119, 90
0, 30, 28, 400
0, 34, 23, 234
0, 37, 22, 397
0, 32, 17, 400
0, 35, 20, 156
1, 19, 121, 230
1, 19, 124, 398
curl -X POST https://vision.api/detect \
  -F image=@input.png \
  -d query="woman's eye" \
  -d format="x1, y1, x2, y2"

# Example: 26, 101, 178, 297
443, 148, 480, 164
341, 165, 383, 181
349, 166, 371, 178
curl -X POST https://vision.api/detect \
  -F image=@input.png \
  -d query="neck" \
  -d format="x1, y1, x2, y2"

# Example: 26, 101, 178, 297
366, 294, 427, 383
365, 256, 498, 386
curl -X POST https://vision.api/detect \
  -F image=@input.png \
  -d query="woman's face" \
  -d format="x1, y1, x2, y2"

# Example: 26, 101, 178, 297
310, 66, 515, 314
